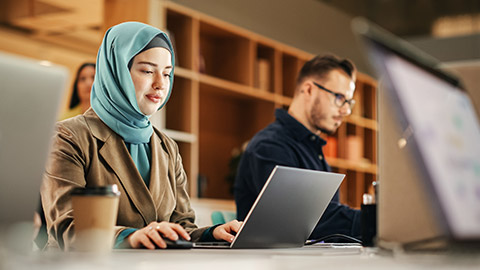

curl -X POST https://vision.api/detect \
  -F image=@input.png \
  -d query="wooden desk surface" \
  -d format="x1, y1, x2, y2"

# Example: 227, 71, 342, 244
3, 246, 480, 270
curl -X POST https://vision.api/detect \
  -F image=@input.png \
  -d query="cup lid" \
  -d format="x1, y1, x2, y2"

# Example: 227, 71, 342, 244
71, 184, 121, 196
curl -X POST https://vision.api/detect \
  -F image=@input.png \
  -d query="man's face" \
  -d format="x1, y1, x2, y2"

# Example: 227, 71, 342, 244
307, 69, 355, 135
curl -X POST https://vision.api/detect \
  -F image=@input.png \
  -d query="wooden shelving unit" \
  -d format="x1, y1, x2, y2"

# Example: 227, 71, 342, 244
160, 2, 378, 208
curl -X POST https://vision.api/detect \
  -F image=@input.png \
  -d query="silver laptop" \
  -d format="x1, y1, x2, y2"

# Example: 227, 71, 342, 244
353, 18, 480, 248
194, 166, 344, 249
0, 52, 68, 249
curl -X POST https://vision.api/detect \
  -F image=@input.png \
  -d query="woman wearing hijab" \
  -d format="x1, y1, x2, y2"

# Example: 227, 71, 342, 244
41, 22, 240, 250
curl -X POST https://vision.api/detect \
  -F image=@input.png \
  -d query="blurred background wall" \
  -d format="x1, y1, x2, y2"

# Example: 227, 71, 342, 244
1, 0, 479, 110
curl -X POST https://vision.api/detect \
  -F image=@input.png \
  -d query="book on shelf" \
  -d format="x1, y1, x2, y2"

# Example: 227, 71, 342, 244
323, 136, 337, 158
255, 58, 270, 91
345, 135, 363, 162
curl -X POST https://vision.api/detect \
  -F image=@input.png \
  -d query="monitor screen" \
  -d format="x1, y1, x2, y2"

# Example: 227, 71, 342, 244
369, 42, 480, 240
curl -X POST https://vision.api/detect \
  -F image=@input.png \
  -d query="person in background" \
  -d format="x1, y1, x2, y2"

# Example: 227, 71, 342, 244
41, 21, 240, 250
59, 62, 95, 120
234, 55, 361, 242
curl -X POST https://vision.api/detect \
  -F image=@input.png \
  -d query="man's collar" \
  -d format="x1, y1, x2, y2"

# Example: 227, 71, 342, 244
275, 108, 326, 145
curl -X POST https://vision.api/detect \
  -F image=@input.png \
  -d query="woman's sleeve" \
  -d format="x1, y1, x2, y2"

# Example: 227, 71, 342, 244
40, 123, 88, 250
168, 142, 208, 241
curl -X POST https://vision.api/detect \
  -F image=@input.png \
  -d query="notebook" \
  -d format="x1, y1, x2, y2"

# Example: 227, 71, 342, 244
194, 166, 344, 249
0, 52, 68, 250
352, 18, 480, 249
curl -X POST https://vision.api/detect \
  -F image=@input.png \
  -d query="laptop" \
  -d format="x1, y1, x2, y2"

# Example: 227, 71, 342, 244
194, 165, 344, 249
352, 18, 480, 249
0, 52, 68, 250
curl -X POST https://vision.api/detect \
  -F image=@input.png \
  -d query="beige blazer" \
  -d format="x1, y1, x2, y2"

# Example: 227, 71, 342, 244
41, 108, 206, 250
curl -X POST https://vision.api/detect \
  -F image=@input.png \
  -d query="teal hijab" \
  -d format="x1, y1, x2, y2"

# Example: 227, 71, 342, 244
91, 22, 175, 185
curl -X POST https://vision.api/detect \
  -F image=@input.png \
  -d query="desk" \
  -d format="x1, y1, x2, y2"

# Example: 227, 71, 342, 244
2, 246, 480, 270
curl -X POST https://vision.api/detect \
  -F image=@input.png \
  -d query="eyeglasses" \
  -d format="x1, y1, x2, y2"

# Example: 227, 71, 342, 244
312, 81, 356, 112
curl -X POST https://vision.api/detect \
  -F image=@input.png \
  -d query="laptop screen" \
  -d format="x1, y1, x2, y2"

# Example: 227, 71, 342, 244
364, 34, 480, 240
0, 52, 67, 227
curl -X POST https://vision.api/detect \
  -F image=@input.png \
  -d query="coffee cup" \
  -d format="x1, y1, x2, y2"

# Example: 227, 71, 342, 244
71, 185, 120, 252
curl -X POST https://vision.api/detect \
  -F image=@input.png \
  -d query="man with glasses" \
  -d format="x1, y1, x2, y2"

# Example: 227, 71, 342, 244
234, 55, 361, 241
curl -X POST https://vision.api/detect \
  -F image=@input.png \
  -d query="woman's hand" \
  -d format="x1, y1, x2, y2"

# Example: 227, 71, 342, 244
128, 221, 190, 249
212, 220, 242, 242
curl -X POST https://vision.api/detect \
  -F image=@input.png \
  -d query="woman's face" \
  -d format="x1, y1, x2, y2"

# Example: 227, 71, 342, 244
130, 47, 172, 116
76, 65, 95, 105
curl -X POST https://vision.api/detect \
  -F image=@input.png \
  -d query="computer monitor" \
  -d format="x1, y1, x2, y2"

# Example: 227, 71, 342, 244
353, 18, 480, 248
0, 52, 68, 251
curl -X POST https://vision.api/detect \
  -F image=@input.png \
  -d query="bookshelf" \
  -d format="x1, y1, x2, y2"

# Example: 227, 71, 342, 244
158, 2, 378, 208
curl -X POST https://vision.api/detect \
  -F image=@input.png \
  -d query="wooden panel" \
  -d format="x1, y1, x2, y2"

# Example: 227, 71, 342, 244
345, 170, 359, 209
198, 73, 278, 102
199, 22, 251, 84
273, 50, 283, 96
103, 0, 149, 31
189, 18, 200, 197
337, 168, 348, 205
0, 0, 30, 22
352, 81, 364, 116
363, 82, 377, 119
166, 9, 193, 69
33, 30, 101, 55
199, 86, 275, 199
281, 53, 298, 98
165, 77, 192, 133
353, 171, 365, 209
191, 17, 200, 72
326, 157, 377, 175
346, 114, 377, 130
346, 122, 357, 136
336, 122, 347, 159
3, 0, 103, 32
364, 128, 377, 164
247, 40, 256, 87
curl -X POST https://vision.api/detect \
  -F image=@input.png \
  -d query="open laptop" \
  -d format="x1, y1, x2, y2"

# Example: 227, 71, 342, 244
352, 18, 480, 249
0, 52, 68, 250
194, 166, 344, 249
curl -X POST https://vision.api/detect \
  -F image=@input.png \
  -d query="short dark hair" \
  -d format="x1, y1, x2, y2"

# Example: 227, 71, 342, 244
296, 54, 356, 85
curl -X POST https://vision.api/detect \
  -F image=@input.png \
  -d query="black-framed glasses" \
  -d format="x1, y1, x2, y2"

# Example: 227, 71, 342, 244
312, 81, 356, 111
